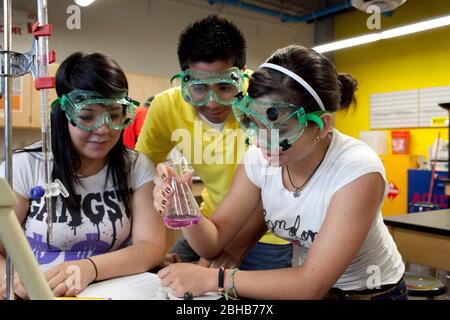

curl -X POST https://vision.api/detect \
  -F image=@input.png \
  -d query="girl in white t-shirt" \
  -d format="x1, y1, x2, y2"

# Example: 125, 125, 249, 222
155, 45, 406, 300
0, 52, 165, 299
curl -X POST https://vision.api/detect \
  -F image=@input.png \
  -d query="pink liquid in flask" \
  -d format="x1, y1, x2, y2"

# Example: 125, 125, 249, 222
163, 159, 202, 229
163, 214, 201, 229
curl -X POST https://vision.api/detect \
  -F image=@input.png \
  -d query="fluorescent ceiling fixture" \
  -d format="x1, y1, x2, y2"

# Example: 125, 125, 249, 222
314, 14, 450, 53
314, 33, 379, 53
74, 0, 96, 7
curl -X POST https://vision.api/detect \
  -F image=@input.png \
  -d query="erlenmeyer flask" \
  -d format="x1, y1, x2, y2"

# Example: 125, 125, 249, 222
163, 160, 201, 229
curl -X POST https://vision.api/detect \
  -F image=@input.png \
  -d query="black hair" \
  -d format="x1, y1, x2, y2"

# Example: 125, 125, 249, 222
19, 52, 133, 226
177, 15, 246, 70
248, 45, 358, 114
143, 96, 154, 108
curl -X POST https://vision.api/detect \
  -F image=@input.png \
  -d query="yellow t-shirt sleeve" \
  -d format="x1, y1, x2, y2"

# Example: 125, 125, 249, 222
135, 94, 175, 165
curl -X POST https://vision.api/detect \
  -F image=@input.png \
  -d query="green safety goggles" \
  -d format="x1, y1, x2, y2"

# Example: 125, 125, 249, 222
52, 89, 139, 132
171, 67, 247, 107
232, 95, 325, 151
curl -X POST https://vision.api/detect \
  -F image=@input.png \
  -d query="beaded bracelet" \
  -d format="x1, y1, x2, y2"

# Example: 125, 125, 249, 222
224, 268, 239, 300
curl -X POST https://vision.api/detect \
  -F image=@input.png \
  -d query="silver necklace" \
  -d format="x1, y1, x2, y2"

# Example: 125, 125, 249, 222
285, 156, 325, 198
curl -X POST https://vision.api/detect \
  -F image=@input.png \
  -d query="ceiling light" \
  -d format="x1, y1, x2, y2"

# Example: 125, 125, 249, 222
74, 0, 96, 7
314, 14, 450, 53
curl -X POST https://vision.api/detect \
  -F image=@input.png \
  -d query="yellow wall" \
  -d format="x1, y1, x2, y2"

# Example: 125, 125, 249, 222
333, 0, 450, 159
380, 155, 410, 216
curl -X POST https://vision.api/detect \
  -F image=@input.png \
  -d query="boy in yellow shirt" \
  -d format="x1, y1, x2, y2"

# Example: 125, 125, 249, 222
136, 15, 292, 270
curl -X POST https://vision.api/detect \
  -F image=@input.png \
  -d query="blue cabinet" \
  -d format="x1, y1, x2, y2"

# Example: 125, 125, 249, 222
408, 169, 448, 213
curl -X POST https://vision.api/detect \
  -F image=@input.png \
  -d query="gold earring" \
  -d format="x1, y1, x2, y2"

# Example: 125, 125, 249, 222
316, 136, 322, 143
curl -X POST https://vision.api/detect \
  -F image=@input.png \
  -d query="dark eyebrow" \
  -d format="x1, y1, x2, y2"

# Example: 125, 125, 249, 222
80, 107, 94, 112
109, 106, 123, 111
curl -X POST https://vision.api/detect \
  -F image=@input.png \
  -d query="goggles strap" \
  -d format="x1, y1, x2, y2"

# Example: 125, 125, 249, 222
171, 69, 245, 84
129, 98, 140, 106
305, 113, 324, 131
51, 98, 60, 109
170, 72, 183, 84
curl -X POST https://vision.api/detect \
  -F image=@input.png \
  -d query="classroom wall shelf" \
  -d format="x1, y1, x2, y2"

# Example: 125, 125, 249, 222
370, 85, 450, 129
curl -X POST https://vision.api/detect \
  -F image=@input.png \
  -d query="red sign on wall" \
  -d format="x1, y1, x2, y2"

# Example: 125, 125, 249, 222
387, 182, 400, 201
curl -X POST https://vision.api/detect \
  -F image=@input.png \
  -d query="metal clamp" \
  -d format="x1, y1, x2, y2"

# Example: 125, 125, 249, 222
0, 50, 34, 78
0, 39, 56, 96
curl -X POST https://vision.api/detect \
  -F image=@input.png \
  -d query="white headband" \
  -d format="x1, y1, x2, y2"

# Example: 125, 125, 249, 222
258, 63, 326, 111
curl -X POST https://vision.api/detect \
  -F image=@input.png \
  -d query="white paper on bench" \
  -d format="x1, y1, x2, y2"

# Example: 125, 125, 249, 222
77, 272, 221, 300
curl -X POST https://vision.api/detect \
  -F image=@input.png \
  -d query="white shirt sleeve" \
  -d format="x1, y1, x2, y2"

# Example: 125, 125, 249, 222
243, 146, 265, 188
329, 146, 387, 196
0, 152, 38, 199
130, 151, 156, 191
